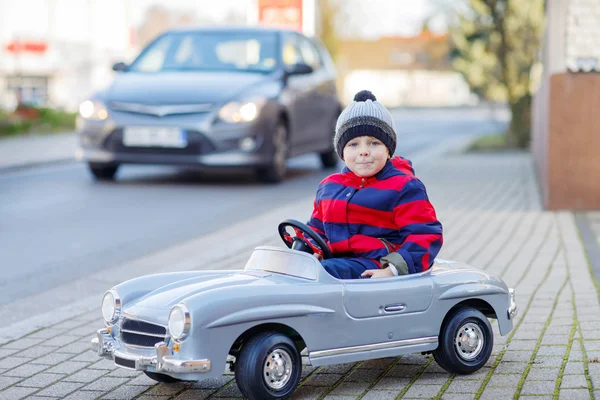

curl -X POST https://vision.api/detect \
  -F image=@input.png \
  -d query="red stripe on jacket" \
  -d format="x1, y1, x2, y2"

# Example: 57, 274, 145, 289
393, 200, 440, 226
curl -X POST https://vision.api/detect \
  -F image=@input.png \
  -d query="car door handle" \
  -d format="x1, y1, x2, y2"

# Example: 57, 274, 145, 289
384, 304, 405, 313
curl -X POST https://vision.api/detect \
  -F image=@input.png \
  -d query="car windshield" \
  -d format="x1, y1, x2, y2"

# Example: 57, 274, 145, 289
244, 247, 318, 280
129, 31, 279, 74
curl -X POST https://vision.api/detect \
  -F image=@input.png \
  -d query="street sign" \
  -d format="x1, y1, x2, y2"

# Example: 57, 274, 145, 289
258, 0, 303, 32
5, 41, 48, 54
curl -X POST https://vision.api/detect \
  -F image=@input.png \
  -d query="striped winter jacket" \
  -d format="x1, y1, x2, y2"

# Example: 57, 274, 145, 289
307, 156, 443, 274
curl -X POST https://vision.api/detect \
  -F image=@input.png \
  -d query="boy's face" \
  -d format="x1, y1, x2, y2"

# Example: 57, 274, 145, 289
343, 136, 390, 177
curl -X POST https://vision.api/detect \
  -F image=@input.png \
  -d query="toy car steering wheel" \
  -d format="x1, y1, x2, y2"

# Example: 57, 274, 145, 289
278, 219, 333, 260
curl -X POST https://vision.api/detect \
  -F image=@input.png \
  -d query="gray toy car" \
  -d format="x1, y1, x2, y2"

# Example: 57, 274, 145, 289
91, 219, 517, 399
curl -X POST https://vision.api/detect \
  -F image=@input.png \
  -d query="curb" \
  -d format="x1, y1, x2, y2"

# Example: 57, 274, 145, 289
0, 157, 77, 174
0, 131, 77, 173
574, 213, 600, 295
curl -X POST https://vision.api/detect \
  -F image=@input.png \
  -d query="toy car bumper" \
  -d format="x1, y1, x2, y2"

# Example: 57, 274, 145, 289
90, 328, 211, 374
507, 288, 518, 320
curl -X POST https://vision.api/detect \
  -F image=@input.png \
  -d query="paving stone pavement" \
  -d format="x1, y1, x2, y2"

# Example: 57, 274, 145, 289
2, 148, 600, 400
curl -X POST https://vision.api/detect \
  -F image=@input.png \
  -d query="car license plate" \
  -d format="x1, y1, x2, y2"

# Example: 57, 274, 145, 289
123, 127, 187, 148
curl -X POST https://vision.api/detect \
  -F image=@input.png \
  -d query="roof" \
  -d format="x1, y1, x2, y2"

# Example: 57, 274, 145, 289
565, 0, 600, 72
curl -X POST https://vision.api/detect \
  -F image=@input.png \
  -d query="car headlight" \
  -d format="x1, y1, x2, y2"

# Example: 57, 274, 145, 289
79, 100, 109, 120
101, 290, 121, 324
168, 304, 191, 342
218, 97, 266, 123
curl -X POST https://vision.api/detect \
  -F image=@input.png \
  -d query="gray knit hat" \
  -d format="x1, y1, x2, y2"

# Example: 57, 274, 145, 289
334, 90, 396, 159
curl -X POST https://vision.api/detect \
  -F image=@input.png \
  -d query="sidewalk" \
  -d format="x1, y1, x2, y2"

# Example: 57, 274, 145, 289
0, 132, 77, 171
1, 140, 600, 399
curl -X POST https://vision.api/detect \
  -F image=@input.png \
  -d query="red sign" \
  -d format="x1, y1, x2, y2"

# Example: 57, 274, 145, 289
5, 41, 48, 54
258, 0, 303, 32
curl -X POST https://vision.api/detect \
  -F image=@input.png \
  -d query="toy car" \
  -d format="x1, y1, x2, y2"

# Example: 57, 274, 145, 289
91, 219, 517, 400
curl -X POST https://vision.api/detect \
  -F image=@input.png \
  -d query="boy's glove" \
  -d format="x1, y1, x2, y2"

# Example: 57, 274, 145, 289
381, 253, 409, 275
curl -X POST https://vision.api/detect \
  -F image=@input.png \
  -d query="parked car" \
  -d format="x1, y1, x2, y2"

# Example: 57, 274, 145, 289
77, 27, 342, 183
91, 219, 517, 400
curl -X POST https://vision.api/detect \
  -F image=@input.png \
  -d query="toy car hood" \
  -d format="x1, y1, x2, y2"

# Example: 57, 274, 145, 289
121, 272, 268, 320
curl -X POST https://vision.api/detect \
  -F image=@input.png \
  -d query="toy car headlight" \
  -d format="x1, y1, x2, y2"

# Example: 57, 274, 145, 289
101, 290, 121, 324
168, 304, 191, 342
79, 100, 108, 120
218, 97, 266, 123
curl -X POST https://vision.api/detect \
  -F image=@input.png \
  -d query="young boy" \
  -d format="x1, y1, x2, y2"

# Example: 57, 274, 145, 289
307, 90, 443, 279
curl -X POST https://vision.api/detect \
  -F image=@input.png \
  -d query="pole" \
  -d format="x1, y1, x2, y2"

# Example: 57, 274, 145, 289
124, 0, 134, 59
302, 0, 315, 36
246, 0, 259, 26
47, 0, 56, 106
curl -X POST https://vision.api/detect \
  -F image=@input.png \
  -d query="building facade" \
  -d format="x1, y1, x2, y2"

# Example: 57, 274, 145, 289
0, 0, 134, 112
336, 30, 475, 106
531, 0, 600, 209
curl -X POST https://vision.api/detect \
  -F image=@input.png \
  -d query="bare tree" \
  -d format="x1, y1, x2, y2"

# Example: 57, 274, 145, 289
449, 0, 545, 148
316, 0, 342, 61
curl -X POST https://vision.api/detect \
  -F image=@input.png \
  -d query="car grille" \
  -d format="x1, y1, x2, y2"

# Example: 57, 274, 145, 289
120, 317, 167, 347
103, 128, 216, 155
109, 102, 213, 117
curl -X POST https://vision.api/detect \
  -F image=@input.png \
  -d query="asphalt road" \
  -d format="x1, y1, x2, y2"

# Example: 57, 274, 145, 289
0, 108, 508, 305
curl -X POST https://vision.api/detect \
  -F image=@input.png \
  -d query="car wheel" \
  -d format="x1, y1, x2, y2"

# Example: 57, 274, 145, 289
143, 371, 182, 383
235, 331, 302, 400
88, 162, 119, 180
319, 114, 339, 169
319, 149, 338, 168
433, 307, 493, 374
256, 122, 287, 184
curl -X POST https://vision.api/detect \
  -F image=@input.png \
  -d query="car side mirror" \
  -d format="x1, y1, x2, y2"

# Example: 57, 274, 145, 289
112, 62, 128, 72
287, 63, 313, 75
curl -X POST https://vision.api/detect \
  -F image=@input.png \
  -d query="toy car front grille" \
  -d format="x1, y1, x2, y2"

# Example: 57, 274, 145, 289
119, 318, 167, 347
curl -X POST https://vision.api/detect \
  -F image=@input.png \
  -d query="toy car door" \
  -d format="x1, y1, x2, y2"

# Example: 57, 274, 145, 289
342, 274, 434, 344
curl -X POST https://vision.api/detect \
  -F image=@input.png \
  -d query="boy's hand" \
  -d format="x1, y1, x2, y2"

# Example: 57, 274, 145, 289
361, 267, 395, 279
314, 252, 324, 261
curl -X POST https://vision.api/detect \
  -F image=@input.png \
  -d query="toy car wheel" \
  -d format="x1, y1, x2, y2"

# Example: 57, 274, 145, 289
433, 307, 493, 374
143, 371, 182, 383
235, 331, 302, 400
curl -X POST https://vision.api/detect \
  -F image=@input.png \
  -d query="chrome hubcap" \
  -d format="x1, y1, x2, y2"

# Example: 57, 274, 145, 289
263, 348, 293, 390
454, 322, 484, 360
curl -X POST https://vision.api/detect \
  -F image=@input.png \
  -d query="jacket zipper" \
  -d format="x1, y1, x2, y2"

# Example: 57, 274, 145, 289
360, 178, 365, 188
